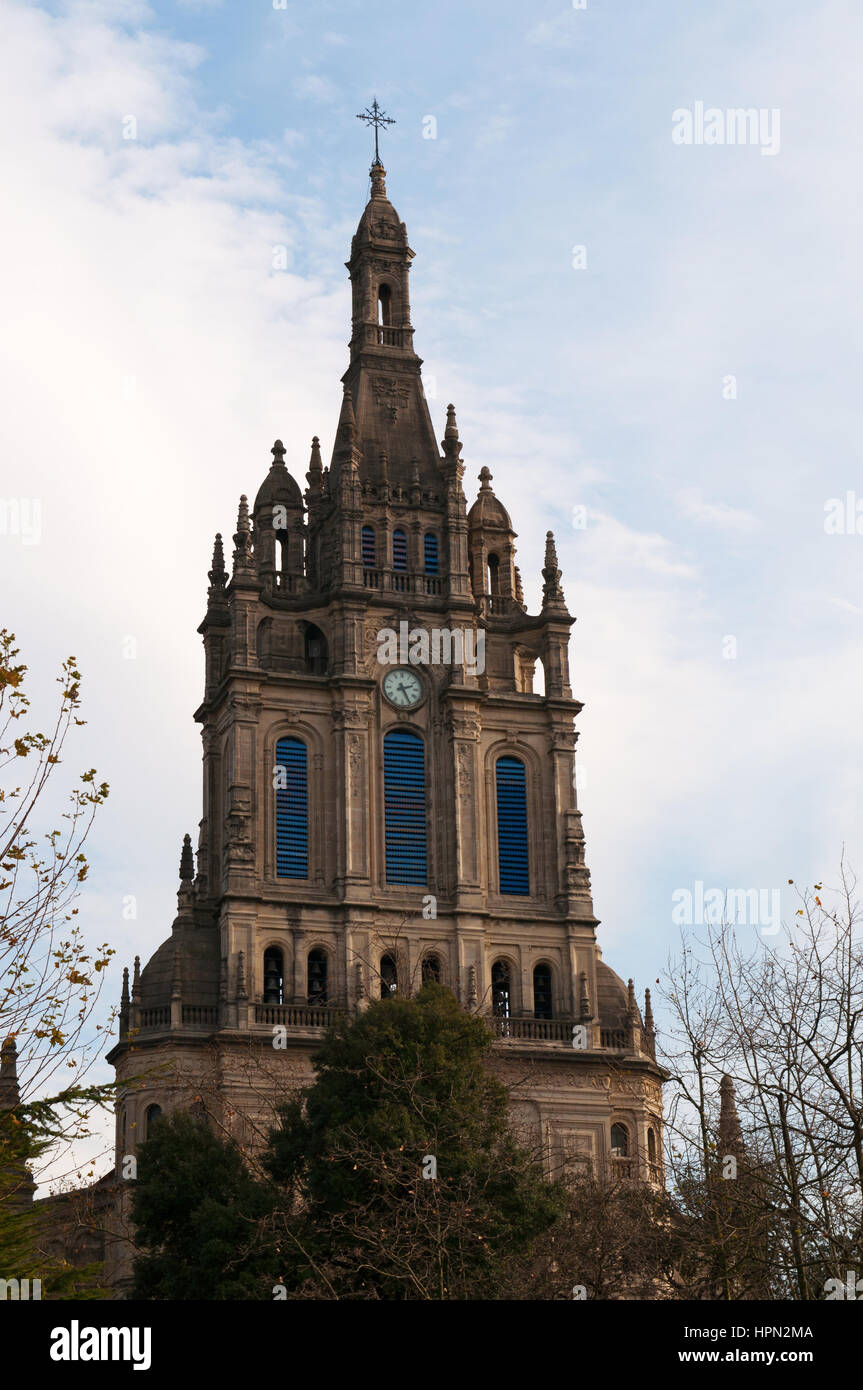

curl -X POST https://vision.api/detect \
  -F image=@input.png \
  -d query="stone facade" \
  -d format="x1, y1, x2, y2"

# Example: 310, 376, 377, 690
102, 159, 665, 1286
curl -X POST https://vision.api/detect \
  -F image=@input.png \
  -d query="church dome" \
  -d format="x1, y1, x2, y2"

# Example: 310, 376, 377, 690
595, 960, 643, 1031
253, 440, 303, 514
468, 467, 512, 531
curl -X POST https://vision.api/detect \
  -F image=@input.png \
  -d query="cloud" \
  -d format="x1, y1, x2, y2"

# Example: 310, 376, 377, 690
676, 490, 759, 531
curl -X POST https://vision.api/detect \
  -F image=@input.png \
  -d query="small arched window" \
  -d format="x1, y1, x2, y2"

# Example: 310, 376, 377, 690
533, 962, 552, 1019
384, 730, 427, 884
362, 526, 376, 568
496, 756, 529, 895
487, 552, 500, 596
275, 737, 308, 880
611, 1123, 629, 1158
491, 959, 511, 1019
380, 953, 398, 998
392, 529, 408, 572
145, 1104, 163, 1141
424, 532, 439, 574
264, 947, 284, 1005
378, 283, 392, 327
647, 1127, 657, 1164
307, 948, 328, 1006
421, 954, 441, 986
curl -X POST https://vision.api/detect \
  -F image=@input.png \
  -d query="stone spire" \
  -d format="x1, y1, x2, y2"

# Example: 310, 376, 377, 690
514, 564, 524, 606
542, 530, 566, 606
643, 987, 656, 1058
179, 833, 194, 884
131, 955, 142, 1005
0, 1035, 21, 1111
306, 435, 323, 494
718, 1074, 745, 1157
120, 966, 130, 1036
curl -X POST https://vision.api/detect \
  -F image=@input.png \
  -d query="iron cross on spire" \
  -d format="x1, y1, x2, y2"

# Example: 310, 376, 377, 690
356, 97, 395, 166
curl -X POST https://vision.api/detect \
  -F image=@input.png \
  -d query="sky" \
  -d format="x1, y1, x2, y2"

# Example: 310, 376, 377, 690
2, 0, 862, 1182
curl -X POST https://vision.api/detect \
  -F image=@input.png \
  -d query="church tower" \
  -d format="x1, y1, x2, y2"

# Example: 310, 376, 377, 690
107, 154, 664, 1216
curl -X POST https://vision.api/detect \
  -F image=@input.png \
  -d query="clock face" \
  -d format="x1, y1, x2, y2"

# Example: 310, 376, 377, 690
382, 667, 424, 709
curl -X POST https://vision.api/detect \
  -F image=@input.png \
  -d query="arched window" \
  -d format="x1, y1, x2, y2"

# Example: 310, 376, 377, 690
491, 959, 511, 1018
275, 737, 308, 879
533, 962, 552, 1019
362, 526, 376, 568
421, 954, 441, 986
384, 730, 427, 884
378, 283, 392, 327
647, 1127, 657, 1164
144, 1104, 163, 1141
487, 552, 500, 596
307, 948, 328, 1006
380, 953, 398, 998
424, 532, 439, 574
611, 1123, 629, 1158
304, 623, 327, 675
496, 756, 529, 895
392, 529, 408, 572
263, 947, 284, 1005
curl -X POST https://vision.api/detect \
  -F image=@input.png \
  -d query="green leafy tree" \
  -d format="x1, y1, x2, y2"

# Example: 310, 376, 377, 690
131, 1111, 274, 1299
263, 982, 563, 1300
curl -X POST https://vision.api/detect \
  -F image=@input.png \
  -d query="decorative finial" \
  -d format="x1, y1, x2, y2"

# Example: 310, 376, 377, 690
445, 403, 459, 439
626, 978, 638, 1023
579, 969, 592, 1021
232, 495, 254, 574
356, 96, 395, 169
132, 955, 142, 1003
271, 439, 286, 466
542, 529, 565, 606
121, 966, 130, 1007
514, 565, 524, 605
179, 833, 194, 883
478, 466, 493, 492
208, 533, 226, 589
440, 405, 464, 480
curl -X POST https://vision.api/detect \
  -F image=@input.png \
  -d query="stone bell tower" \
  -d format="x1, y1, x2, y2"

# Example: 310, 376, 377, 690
107, 154, 664, 1215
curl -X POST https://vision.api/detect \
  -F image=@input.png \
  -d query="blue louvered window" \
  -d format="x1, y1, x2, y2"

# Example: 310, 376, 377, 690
275, 736, 308, 879
496, 756, 529, 894
384, 730, 427, 884
362, 526, 376, 567
424, 532, 439, 574
393, 529, 408, 572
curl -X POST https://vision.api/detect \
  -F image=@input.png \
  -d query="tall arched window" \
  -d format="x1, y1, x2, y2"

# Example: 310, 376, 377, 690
421, 954, 441, 986
496, 756, 529, 894
392, 529, 408, 572
264, 947, 284, 1004
384, 730, 427, 884
362, 526, 376, 567
275, 737, 308, 879
144, 1104, 163, 1141
647, 1127, 657, 1165
487, 552, 500, 595
378, 283, 392, 327
304, 623, 327, 675
307, 948, 328, 1006
533, 962, 552, 1019
611, 1123, 629, 1157
424, 532, 439, 574
380, 953, 398, 997
491, 960, 511, 1018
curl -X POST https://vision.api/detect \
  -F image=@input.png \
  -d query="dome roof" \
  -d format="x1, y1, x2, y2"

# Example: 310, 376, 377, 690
595, 960, 643, 1031
468, 467, 512, 531
253, 440, 303, 513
